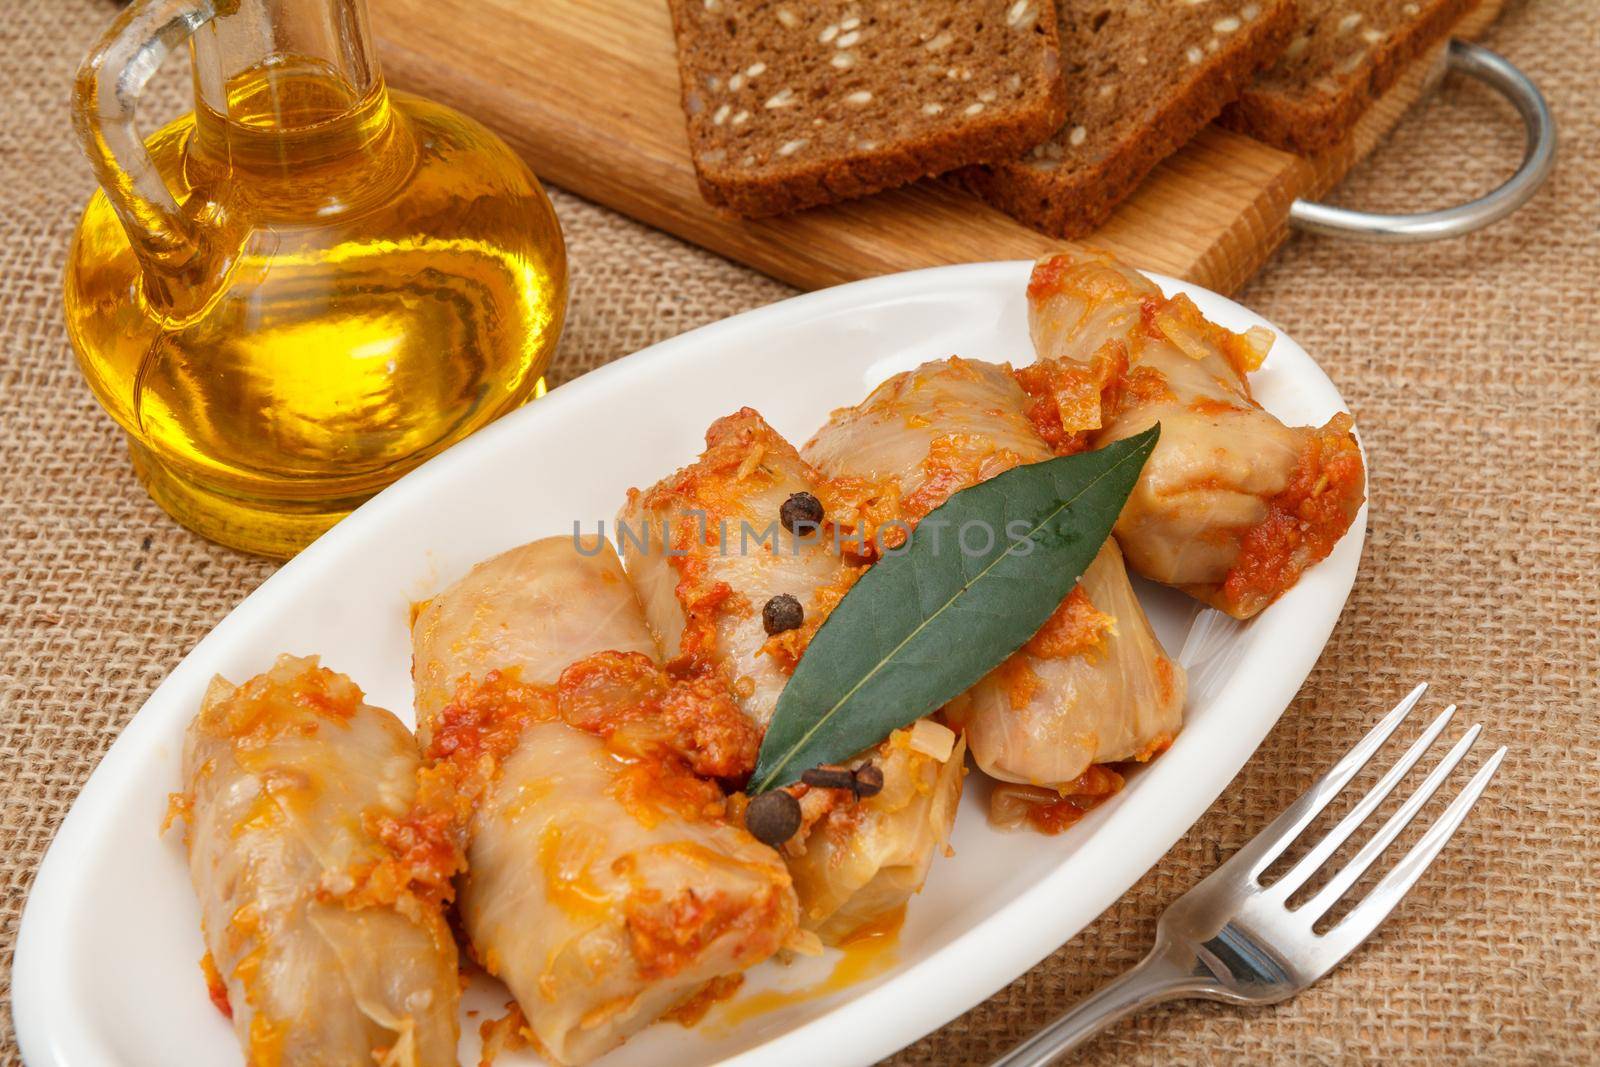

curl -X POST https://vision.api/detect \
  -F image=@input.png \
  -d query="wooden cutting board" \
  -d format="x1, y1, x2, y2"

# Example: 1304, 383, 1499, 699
372, 0, 1500, 295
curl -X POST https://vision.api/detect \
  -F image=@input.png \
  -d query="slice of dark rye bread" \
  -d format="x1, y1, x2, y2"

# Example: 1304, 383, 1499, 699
666, 0, 1070, 218
955, 0, 1299, 240
1218, 0, 1478, 154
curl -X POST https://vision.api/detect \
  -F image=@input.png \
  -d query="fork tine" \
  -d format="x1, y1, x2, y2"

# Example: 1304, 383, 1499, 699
1219, 683, 1429, 881
1269, 704, 1458, 901
1299, 724, 1481, 922
1321, 745, 1507, 960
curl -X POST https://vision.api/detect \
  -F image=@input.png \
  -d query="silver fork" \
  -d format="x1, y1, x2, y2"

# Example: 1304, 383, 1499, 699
990, 684, 1506, 1067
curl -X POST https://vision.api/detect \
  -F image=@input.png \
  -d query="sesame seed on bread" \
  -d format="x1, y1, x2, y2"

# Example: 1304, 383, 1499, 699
666, 0, 1070, 218
1219, 0, 1478, 154
956, 0, 1299, 240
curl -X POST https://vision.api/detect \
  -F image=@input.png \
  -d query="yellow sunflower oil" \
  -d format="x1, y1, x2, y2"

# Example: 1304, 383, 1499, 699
66, 0, 566, 557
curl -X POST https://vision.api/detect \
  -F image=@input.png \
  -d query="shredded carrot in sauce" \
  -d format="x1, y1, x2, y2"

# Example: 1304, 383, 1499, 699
196, 658, 362, 745
399, 652, 772, 916
1138, 294, 1167, 340
381, 671, 562, 901
636, 408, 789, 520
1134, 731, 1176, 763
673, 567, 739, 674
477, 1002, 542, 1067
1221, 322, 1272, 376
902, 433, 1026, 522
162, 791, 192, 837
559, 650, 760, 781
1143, 291, 1268, 380
1014, 340, 1128, 455
637, 408, 852, 674
537, 822, 614, 923
1114, 365, 1178, 414
608, 757, 730, 827
225, 901, 261, 958
199, 950, 232, 1019
426, 671, 558, 764
360, 801, 462, 912
757, 564, 864, 673
985, 654, 1042, 711
1188, 395, 1244, 417
246, 1012, 286, 1067
990, 766, 1127, 835
1218, 413, 1364, 617
817, 474, 905, 562
1022, 587, 1115, 661
625, 885, 776, 981
1025, 253, 1077, 301
776, 780, 858, 848
1154, 656, 1180, 712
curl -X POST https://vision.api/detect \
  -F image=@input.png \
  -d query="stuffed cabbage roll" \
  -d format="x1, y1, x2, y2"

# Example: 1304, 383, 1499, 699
411, 536, 658, 748
617, 407, 860, 730
804, 357, 1185, 790
412, 537, 796, 1065
1024, 248, 1366, 619
784, 720, 966, 942
177, 655, 459, 1067
618, 411, 965, 939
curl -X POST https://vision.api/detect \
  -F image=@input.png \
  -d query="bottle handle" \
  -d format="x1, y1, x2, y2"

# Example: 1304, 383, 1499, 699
72, 0, 218, 295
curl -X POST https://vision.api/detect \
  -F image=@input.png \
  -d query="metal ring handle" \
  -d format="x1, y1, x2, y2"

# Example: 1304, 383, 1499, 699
1288, 39, 1556, 242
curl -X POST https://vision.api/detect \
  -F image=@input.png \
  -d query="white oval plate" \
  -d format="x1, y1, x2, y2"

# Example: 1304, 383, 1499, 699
14, 262, 1365, 1067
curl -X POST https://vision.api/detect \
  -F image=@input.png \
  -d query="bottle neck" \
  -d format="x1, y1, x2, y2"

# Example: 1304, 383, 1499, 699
188, 0, 391, 172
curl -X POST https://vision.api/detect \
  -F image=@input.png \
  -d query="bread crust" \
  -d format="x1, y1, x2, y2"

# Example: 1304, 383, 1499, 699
666, 0, 1070, 218
958, 0, 1298, 239
1218, 0, 1479, 154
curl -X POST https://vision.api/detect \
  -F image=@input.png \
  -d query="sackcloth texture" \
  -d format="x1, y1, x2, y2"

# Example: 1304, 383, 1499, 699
1, 0, 1594, 1063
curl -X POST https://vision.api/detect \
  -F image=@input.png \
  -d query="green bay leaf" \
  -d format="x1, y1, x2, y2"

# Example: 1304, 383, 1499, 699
750, 424, 1159, 792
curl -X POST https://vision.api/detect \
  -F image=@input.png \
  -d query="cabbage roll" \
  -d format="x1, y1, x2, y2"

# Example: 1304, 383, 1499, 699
617, 407, 859, 731
178, 655, 459, 1067
411, 536, 658, 748
784, 720, 966, 942
618, 410, 964, 939
1024, 248, 1366, 619
412, 537, 796, 1065
804, 357, 1185, 789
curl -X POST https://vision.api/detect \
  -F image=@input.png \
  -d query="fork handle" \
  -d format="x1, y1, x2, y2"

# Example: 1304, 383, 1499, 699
988, 947, 1215, 1067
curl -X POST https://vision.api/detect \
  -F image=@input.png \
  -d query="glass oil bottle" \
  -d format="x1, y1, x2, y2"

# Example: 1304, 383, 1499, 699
65, 0, 567, 556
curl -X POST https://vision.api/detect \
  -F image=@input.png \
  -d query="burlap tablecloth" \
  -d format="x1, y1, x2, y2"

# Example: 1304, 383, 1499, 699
3, 1, 1595, 1063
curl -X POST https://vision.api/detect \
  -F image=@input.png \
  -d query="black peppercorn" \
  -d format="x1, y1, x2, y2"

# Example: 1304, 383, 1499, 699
745, 790, 801, 846
801, 765, 857, 791
852, 763, 884, 798
779, 491, 824, 534
762, 593, 804, 635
